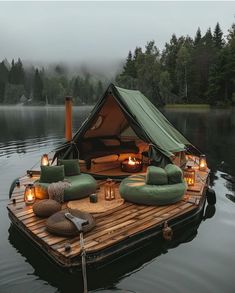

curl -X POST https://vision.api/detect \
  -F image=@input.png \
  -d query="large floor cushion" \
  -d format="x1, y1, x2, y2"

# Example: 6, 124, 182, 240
46, 209, 95, 236
119, 174, 186, 205
37, 173, 97, 202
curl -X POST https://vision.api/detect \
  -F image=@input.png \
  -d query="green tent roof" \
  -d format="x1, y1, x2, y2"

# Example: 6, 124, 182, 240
73, 84, 192, 160
113, 86, 191, 158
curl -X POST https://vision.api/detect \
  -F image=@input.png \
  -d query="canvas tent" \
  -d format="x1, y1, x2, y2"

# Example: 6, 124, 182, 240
55, 84, 197, 171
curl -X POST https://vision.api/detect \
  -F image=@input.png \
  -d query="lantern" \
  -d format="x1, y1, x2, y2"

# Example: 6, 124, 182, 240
184, 166, 195, 186
104, 179, 116, 201
121, 157, 143, 173
199, 154, 207, 171
41, 154, 49, 166
24, 184, 36, 205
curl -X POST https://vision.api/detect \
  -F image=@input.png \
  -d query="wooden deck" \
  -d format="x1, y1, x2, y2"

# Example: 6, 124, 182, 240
7, 169, 209, 268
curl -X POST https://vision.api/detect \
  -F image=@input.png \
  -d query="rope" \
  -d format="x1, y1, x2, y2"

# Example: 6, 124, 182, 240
80, 232, 88, 293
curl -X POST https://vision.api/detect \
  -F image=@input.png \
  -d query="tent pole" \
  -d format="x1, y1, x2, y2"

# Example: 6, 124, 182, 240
65, 96, 73, 142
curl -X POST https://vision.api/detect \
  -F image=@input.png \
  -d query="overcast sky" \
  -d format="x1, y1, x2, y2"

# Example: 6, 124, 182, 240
0, 1, 235, 70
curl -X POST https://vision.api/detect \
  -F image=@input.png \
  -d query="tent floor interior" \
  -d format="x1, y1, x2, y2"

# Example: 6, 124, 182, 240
82, 165, 148, 178
7, 168, 209, 268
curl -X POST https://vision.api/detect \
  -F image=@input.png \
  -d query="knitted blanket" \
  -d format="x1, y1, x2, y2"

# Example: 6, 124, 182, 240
48, 181, 71, 203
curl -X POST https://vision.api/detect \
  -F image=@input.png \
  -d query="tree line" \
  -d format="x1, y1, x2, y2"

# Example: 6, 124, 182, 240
116, 22, 235, 106
1, 22, 234, 106
0, 60, 105, 105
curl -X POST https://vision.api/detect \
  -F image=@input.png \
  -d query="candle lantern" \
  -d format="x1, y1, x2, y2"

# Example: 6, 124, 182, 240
184, 166, 195, 186
41, 154, 49, 166
199, 154, 207, 171
24, 184, 36, 205
121, 157, 143, 173
104, 179, 116, 201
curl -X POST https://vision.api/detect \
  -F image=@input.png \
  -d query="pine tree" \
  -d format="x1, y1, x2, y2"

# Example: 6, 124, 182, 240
194, 28, 202, 46
122, 51, 136, 78
8, 58, 25, 85
213, 22, 224, 49
0, 60, 9, 103
33, 69, 44, 102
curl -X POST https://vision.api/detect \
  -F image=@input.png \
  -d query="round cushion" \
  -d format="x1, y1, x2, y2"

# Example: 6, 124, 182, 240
46, 209, 95, 236
33, 199, 61, 218
119, 174, 186, 205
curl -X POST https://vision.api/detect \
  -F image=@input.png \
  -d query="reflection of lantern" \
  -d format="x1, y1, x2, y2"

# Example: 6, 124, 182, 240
104, 179, 116, 201
24, 184, 36, 205
199, 155, 207, 171
41, 154, 49, 166
121, 157, 143, 173
184, 166, 195, 186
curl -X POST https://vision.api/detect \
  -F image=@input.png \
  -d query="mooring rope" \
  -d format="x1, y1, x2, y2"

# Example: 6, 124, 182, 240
80, 231, 88, 293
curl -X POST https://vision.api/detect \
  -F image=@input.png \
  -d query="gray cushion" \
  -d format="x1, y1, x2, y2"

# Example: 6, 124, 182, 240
33, 199, 61, 218
146, 166, 168, 185
46, 209, 95, 236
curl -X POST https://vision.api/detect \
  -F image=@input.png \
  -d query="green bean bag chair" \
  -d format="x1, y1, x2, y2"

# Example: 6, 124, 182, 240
119, 164, 186, 206
37, 173, 97, 202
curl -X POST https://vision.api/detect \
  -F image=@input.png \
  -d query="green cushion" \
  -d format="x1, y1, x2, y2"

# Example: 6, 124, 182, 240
38, 173, 97, 202
165, 164, 183, 184
58, 159, 80, 176
119, 174, 186, 205
39, 165, 65, 183
145, 166, 168, 185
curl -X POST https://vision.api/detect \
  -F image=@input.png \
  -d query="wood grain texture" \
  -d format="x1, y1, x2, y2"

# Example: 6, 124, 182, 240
7, 169, 209, 267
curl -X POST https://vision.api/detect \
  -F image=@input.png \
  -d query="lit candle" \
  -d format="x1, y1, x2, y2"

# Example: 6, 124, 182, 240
128, 156, 136, 166
24, 184, 36, 205
199, 155, 207, 171
41, 154, 49, 166
184, 166, 195, 186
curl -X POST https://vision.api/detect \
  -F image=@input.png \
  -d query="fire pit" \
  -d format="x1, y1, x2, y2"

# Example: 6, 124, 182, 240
121, 157, 143, 173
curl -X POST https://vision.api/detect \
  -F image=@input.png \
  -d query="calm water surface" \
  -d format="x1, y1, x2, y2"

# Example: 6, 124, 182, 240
0, 106, 235, 293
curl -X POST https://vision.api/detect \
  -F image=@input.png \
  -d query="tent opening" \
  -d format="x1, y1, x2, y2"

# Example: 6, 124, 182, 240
77, 94, 150, 178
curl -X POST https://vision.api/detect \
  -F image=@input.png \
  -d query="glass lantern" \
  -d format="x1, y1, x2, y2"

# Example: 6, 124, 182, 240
184, 166, 195, 186
24, 184, 36, 205
104, 179, 116, 201
199, 154, 207, 171
41, 154, 49, 166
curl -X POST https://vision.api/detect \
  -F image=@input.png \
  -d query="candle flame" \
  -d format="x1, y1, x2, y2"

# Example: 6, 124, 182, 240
128, 157, 137, 166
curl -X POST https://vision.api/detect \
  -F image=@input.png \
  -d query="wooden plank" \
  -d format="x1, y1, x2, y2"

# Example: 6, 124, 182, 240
86, 203, 195, 253
58, 202, 194, 257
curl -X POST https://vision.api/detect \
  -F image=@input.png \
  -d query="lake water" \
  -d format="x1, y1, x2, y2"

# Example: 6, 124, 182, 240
0, 106, 235, 293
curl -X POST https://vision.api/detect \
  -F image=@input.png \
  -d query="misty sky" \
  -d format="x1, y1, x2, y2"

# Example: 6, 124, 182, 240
0, 1, 235, 68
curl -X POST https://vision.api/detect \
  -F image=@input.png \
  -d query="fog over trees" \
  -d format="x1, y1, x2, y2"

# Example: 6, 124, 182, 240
0, 22, 235, 106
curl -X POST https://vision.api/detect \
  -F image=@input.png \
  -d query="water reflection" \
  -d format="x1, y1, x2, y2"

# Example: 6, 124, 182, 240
8, 203, 210, 293
163, 108, 235, 180
0, 106, 92, 158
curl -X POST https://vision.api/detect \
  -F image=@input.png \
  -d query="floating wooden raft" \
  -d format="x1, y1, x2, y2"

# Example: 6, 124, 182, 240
7, 170, 209, 268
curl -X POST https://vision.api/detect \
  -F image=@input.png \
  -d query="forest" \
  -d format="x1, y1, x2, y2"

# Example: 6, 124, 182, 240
0, 22, 234, 106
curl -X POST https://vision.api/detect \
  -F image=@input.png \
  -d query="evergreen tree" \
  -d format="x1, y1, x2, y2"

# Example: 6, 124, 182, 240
122, 51, 136, 77
8, 58, 25, 85
33, 69, 44, 102
213, 22, 224, 49
176, 45, 191, 101
159, 71, 172, 104
194, 27, 202, 46
0, 60, 9, 103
